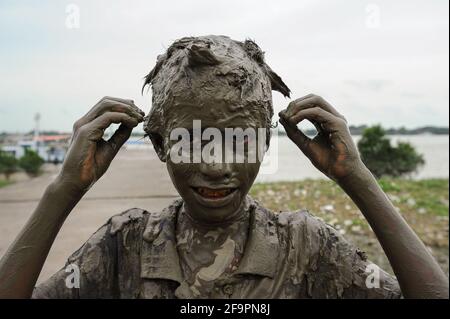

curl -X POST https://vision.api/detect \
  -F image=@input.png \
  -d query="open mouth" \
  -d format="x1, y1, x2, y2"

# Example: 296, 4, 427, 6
193, 187, 237, 199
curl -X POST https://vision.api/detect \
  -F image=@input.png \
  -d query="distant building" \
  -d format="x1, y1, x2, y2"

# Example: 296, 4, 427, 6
1, 135, 70, 163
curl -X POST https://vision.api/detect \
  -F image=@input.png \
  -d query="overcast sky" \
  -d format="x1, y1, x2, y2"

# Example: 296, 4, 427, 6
0, 0, 448, 132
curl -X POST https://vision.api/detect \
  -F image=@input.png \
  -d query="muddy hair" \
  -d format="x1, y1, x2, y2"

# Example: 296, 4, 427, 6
141, 35, 290, 160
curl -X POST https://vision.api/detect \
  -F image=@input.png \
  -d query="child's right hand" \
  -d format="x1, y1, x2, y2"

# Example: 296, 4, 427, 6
58, 96, 144, 194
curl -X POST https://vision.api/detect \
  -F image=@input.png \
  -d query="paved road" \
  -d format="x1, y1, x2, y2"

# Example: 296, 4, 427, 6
0, 148, 178, 283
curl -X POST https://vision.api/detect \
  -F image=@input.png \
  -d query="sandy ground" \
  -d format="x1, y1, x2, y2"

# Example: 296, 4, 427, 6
0, 148, 178, 284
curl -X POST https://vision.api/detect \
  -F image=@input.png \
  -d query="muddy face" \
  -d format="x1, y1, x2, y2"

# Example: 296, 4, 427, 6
143, 35, 291, 224
164, 99, 266, 224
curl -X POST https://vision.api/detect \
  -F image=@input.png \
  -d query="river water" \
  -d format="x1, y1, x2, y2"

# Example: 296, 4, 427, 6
256, 135, 449, 182
126, 135, 449, 182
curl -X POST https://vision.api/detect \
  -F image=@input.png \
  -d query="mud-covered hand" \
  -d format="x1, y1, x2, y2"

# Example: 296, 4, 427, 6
280, 94, 450, 298
0, 97, 144, 299
279, 94, 362, 182
59, 96, 144, 193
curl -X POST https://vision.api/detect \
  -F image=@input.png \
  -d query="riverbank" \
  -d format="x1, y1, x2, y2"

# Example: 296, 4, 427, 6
249, 178, 449, 275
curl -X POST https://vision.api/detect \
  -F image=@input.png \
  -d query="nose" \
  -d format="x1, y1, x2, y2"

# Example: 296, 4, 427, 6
199, 162, 233, 180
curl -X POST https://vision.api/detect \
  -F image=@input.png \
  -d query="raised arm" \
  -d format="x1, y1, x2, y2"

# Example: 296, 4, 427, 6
0, 97, 144, 298
279, 94, 449, 299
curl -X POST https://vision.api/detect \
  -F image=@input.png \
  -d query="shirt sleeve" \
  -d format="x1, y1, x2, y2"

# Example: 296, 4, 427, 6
32, 221, 119, 299
290, 210, 402, 299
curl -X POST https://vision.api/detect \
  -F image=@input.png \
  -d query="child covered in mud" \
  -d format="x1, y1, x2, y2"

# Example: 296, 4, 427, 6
0, 35, 448, 299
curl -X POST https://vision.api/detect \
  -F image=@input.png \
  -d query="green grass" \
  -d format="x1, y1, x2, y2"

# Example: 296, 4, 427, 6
378, 178, 449, 216
251, 178, 449, 217
249, 178, 449, 275
0, 179, 12, 188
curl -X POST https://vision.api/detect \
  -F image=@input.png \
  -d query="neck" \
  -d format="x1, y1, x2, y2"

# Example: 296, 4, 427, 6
182, 199, 251, 230
176, 199, 251, 251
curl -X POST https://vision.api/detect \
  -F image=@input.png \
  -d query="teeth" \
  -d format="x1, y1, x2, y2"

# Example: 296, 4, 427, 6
196, 187, 234, 199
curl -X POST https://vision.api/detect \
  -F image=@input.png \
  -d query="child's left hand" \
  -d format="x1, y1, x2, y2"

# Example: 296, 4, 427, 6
279, 94, 364, 182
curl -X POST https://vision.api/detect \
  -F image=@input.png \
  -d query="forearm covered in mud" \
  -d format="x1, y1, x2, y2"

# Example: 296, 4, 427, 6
338, 164, 449, 299
0, 176, 84, 298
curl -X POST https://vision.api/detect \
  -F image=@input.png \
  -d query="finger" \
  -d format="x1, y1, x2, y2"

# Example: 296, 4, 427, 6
283, 94, 344, 120
81, 112, 139, 141
103, 96, 145, 116
278, 94, 313, 117
104, 124, 133, 157
287, 93, 315, 105
92, 112, 140, 130
289, 107, 344, 133
280, 106, 322, 134
279, 115, 312, 155
88, 99, 144, 121
75, 100, 144, 131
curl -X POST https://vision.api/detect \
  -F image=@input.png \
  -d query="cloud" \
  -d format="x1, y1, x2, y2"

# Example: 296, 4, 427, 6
0, 0, 448, 132
344, 80, 391, 92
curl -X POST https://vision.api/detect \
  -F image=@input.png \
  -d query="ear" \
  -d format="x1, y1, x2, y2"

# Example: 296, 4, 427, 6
148, 133, 167, 162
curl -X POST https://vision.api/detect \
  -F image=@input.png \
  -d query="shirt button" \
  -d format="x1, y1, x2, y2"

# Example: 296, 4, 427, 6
222, 284, 234, 296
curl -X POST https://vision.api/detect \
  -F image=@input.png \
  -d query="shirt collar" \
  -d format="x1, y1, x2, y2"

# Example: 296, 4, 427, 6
233, 199, 280, 278
140, 197, 280, 283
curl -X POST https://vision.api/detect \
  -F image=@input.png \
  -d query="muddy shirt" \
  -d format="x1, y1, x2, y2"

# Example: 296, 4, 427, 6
176, 204, 250, 298
32, 197, 401, 299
